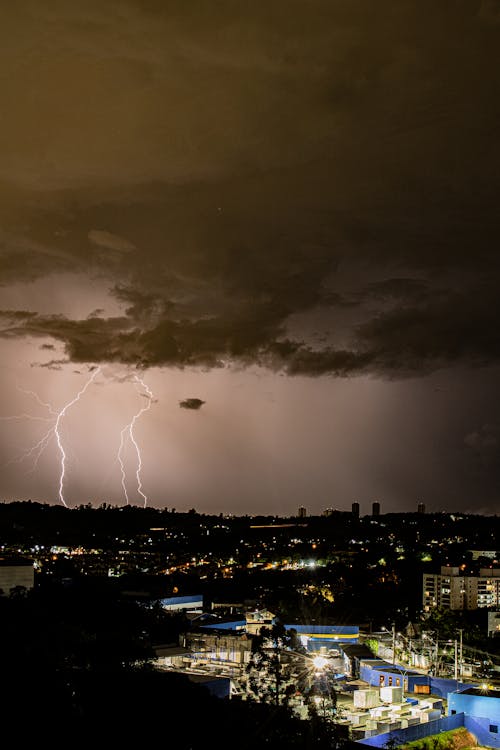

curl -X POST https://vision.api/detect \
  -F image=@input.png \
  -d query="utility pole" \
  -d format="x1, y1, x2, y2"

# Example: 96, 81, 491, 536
392, 622, 396, 665
454, 639, 458, 681
458, 629, 463, 681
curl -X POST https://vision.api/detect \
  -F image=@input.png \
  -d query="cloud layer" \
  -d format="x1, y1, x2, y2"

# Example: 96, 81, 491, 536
0, 1, 499, 379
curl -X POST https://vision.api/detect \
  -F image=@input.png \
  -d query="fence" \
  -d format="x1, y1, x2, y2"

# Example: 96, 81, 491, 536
356, 713, 465, 747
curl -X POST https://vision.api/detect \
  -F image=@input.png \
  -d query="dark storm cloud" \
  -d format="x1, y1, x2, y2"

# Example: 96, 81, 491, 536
6, 279, 500, 377
179, 398, 205, 410
0, 310, 37, 322
1, 1, 500, 379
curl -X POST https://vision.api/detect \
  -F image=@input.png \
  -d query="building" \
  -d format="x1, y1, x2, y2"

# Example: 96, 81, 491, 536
423, 566, 500, 611
183, 631, 253, 670
372, 501, 380, 516
488, 611, 500, 638
417, 502, 425, 514
359, 658, 431, 693
0, 557, 34, 595
352, 502, 360, 518
159, 594, 203, 612
285, 624, 359, 652
470, 550, 497, 561
341, 643, 376, 678
245, 609, 275, 634
297, 506, 307, 518
448, 687, 500, 749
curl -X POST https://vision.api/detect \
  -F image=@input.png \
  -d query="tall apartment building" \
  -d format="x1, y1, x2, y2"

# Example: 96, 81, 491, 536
372, 501, 380, 516
423, 566, 500, 611
352, 502, 360, 518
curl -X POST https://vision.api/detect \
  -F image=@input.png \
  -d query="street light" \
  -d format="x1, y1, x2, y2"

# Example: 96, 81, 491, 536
313, 656, 328, 671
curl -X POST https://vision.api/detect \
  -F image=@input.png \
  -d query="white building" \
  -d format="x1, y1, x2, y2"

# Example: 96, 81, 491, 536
423, 566, 500, 611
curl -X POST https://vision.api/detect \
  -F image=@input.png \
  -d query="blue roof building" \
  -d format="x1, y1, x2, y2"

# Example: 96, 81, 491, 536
285, 624, 359, 651
159, 594, 203, 611
448, 687, 500, 749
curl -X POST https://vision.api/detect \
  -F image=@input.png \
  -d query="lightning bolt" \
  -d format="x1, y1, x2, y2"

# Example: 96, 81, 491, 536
117, 426, 131, 505
53, 368, 101, 507
117, 375, 154, 507
1, 368, 101, 506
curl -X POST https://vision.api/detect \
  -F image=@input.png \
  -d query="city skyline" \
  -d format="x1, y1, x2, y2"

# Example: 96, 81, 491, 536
1, 2, 499, 515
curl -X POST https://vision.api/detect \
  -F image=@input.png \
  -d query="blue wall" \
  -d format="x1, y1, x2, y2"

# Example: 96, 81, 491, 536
449, 692, 500, 749
360, 663, 429, 692
357, 711, 500, 749
357, 714, 465, 747
463, 715, 500, 750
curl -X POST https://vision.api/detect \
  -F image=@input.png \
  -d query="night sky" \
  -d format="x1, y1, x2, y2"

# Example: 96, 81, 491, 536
1, 1, 499, 515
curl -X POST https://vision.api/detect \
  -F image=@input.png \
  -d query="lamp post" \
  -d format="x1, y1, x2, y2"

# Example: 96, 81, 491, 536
458, 629, 463, 682
392, 622, 396, 666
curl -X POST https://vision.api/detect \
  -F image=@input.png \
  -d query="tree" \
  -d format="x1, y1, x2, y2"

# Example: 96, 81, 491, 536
246, 620, 305, 706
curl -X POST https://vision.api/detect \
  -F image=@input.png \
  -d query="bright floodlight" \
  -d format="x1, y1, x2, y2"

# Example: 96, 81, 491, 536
313, 656, 328, 670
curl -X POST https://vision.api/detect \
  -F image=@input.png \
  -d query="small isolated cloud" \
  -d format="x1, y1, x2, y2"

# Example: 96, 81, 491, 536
179, 398, 205, 410
88, 230, 136, 253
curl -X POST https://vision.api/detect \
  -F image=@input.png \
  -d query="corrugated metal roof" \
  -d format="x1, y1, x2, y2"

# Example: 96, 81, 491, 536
160, 594, 203, 606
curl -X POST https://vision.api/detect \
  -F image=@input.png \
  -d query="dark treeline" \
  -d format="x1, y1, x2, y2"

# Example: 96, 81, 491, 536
1, 500, 499, 548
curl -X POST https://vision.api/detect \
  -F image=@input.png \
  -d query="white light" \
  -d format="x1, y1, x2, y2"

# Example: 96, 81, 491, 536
313, 656, 328, 670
